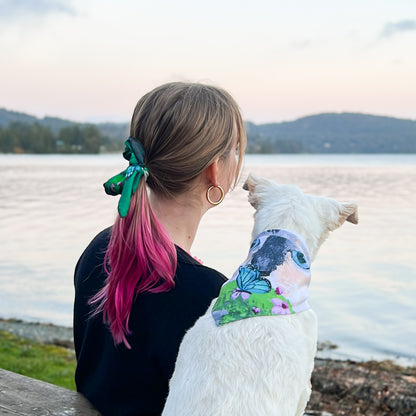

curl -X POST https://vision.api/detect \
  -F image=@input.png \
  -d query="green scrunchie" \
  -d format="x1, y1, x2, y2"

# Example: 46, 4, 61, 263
103, 138, 149, 217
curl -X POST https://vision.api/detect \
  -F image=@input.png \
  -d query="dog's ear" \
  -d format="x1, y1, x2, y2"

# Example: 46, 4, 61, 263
243, 173, 256, 191
342, 202, 359, 225
327, 201, 358, 230
243, 173, 261, 208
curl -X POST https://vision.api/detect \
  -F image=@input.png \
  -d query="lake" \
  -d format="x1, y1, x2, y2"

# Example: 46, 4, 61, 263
0, 153, 415, 365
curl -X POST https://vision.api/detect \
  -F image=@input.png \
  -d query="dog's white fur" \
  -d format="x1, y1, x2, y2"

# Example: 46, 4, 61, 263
162, 174, 358, 416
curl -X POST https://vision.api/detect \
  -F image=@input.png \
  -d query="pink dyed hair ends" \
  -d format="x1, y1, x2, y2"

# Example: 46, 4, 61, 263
90, 182, 177, 348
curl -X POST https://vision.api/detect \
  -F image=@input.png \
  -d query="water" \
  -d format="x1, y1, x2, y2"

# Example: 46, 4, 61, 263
0, 153, 415, 365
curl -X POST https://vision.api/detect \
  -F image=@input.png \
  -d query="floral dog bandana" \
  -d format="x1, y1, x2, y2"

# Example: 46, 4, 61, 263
212, 229, 311, 326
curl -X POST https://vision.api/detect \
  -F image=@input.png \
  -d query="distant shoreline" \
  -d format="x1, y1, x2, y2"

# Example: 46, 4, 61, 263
2, 109, 416, 154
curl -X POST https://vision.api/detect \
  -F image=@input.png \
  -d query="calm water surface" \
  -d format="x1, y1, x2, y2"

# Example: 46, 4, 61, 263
0, 153, 415, 365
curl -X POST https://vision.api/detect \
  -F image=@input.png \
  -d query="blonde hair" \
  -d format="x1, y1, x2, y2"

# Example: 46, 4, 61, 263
130, 82, 246, 196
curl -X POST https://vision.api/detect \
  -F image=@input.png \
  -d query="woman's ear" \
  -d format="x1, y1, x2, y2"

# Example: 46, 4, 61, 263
205, 158, 219, 186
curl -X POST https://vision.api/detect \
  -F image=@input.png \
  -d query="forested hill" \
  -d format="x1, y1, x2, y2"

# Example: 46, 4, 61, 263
0, 108, 415, 153
0, 108, 127, 153
0, 108, 128, 139
246, 113, 416, 153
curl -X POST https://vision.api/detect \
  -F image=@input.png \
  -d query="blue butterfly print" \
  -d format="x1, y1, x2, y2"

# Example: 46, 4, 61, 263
231, 265, 272, 300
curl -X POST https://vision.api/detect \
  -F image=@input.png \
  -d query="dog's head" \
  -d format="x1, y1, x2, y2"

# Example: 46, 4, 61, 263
243, 173, 358, 260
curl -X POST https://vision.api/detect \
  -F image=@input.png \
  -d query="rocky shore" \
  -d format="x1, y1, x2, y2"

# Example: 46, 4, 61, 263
0, 318, 74, 349
1, 319, 415, 416
307, 358, 416, 415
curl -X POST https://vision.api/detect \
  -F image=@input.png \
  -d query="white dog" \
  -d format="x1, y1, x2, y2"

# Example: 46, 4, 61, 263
162, 174, 358, 416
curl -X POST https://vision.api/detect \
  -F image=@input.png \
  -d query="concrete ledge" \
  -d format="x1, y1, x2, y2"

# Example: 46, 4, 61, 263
0, 368, 100, 415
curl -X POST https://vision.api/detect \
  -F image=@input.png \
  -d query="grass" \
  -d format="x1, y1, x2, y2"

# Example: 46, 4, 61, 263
0, 330, 76, 390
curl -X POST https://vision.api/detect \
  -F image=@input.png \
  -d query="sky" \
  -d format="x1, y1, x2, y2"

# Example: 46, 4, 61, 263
1, 0, 416, 124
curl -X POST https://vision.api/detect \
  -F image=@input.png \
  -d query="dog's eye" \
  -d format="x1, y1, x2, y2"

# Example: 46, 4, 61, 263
291, 250, 310, 270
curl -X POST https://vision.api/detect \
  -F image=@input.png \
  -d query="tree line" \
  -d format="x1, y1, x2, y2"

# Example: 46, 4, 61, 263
245, 113, 416, 153
0, 122, 120, 154
2, 112, 415, 154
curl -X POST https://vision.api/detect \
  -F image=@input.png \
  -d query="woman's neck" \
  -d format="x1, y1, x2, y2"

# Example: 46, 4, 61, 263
149, 190, 207, 253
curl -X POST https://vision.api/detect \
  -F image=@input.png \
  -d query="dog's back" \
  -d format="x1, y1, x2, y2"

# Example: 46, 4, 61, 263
162, 300, 317, 416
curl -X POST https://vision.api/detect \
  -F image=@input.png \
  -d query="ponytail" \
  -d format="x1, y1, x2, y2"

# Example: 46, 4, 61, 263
91, 181, 177, 348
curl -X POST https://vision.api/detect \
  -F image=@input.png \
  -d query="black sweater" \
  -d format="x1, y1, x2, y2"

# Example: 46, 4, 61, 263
74, 227, 226, 416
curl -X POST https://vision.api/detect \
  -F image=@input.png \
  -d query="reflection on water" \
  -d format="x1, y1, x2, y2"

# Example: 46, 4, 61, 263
0, 153, 415, 364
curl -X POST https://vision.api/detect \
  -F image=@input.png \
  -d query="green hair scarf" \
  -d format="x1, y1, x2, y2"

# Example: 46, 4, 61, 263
103, 138, 149, 217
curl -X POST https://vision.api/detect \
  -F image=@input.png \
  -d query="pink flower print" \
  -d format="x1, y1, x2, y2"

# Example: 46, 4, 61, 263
231, 289, 250, 300
271, 298, 291, 315
275, 287, 284, 295
252, 307, 261, 314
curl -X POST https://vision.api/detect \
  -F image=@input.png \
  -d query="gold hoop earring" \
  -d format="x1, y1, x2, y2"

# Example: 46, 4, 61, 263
206, 185, 225, 205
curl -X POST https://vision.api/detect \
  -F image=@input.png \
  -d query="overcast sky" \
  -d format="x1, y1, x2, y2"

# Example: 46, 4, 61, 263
1, 0, 415, 124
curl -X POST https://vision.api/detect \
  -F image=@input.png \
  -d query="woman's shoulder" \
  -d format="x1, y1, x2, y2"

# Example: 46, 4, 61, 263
78, 227, 111, 259
174, 246, 227, 293
74, 227, 112, 287
86, 227, 112, 250
176, 246, 226, 276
